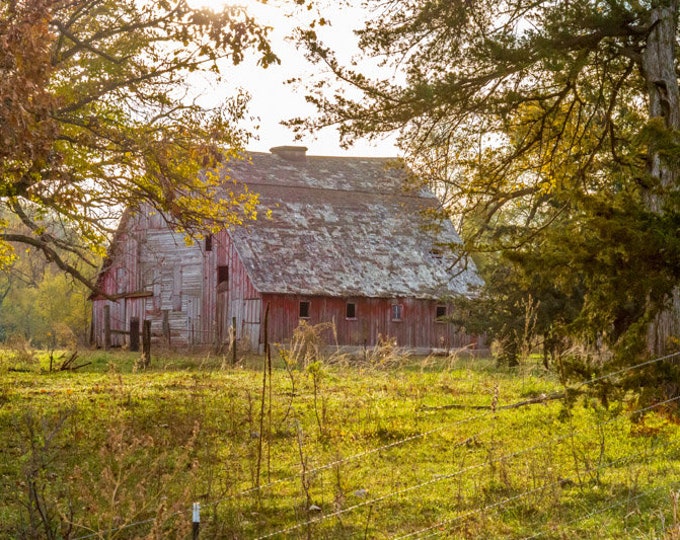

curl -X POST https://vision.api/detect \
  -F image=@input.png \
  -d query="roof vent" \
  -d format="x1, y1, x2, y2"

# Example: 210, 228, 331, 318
270, 145, 308, 162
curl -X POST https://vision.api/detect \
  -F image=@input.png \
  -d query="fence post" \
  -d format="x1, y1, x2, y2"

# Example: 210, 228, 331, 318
103, 305, 111, 350
192, 502, 200, 540
142, 319, 151, 367
162, 309, 171, 347
130, 317, 140, 352
232, 316, 237, 365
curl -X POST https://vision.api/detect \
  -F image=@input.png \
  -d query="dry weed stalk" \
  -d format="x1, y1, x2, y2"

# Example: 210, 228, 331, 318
281, 320, 335, 368
363, 334, 407, 369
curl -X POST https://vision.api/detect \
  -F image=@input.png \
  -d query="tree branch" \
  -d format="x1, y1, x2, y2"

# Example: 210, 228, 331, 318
0, 233, 100, 294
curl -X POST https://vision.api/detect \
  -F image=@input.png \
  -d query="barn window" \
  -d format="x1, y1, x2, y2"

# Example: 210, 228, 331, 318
436, 305, 447, 322
346, 302, 357, 319
391, 304, 403, 321
217, 265, 229, 285
205, 234, 213, 252
299, 301, 310, 319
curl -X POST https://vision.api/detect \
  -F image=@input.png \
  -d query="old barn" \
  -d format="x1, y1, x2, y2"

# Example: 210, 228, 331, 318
90, 146, 483, 353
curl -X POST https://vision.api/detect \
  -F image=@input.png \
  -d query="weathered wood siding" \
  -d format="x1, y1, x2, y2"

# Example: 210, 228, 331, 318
91, 212, 143, 347
208, 230, 262, 351
92, 208, 481, 352
260, 294, 481, 352
92, 210, 208, 347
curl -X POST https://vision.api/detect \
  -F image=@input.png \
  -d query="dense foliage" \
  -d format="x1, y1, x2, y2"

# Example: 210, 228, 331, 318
0, 215, 92, 347
294, 0, 680, 366
0, 0, 277, 291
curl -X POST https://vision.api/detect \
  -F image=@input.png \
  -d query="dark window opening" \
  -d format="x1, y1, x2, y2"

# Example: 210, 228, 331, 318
346, 302, 357, 319
436, 305, 447, 322
391, 304, 403, 321
217, 265, 229, 285
299, 301, 310, 319
205, 234, 213, 252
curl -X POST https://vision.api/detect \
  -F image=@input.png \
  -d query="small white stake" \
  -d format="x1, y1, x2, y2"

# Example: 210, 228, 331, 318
192, 502, 200, 540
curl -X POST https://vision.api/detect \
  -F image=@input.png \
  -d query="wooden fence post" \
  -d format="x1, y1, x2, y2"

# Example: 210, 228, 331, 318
232, 316, 237, 365
129, 318, 140, 352
142, 319, 151, 367
103, 305, 111, 350
162, 309, 171, 347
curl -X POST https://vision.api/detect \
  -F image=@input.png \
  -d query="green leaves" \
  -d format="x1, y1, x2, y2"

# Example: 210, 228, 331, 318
297, 0, 680, 367
0, 0, 276, 292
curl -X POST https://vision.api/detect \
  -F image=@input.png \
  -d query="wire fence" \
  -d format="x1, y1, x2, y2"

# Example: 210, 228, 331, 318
391, 397, 680, 539
218, 350, 680, 510
69, 350, 680, 539
519, 483, 675, 540
252, 394, 680, 539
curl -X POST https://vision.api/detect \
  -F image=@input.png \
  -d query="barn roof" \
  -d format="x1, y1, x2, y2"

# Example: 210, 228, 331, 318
224, 147, 481, 299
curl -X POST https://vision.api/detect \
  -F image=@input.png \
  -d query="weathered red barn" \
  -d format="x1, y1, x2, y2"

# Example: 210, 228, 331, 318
90, 146, 483, 353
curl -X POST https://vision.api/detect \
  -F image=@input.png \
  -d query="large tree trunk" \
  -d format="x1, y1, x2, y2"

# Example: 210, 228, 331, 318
642, 2, 680, 353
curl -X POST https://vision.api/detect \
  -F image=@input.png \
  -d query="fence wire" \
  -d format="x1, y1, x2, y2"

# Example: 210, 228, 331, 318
70, 350, 680, 540
519, 484, 677, 540
252, 394, 680, 539
211, 350, 680, 508
393, 423, 680, 539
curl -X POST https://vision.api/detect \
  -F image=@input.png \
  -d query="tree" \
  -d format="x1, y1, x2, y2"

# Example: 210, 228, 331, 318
0, 259, 92, 348
294, 1, 680, 364
0, 0, 278, 292
453, 252, 584, 368
0, 211, 94, 347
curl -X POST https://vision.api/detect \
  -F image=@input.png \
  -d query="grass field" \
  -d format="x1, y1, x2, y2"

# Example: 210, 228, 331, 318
0, 346, 679, 539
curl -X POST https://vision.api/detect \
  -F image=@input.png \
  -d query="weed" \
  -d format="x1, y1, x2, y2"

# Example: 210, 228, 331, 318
67, 416, 198, 538
0, 350, 678, 538
363, 334, 405, 369
15, 408, 74, 540
0, 337, 40, 373
281, 320, 335, 368
668, 491, 680, 539
306, 360, 327, 437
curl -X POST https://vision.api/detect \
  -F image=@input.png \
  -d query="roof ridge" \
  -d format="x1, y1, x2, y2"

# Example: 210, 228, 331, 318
242, 180, 432, 200
245, 150, 398, 161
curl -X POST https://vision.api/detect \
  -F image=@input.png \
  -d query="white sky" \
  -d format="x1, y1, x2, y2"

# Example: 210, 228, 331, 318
187, 0, 399, 157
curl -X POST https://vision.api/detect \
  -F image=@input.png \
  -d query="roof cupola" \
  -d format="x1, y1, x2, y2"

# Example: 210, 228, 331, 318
270, 145, 308, 162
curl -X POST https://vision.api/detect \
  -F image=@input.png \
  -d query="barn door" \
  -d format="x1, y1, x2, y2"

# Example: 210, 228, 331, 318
242, 299, 262, 351
216, 265, 230, 349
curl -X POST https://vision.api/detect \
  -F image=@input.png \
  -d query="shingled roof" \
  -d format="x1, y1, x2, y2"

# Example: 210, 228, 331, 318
225, 147, 481, 299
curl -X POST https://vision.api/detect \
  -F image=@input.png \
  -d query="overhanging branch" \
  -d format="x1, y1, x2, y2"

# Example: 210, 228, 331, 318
1, 232, 100, 295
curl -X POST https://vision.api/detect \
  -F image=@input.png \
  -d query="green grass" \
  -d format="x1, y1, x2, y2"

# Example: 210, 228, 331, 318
0, 348, 678, 539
